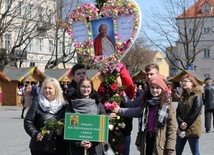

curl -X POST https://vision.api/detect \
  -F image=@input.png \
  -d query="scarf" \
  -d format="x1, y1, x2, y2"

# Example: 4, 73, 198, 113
38, 95, 62, 114
140, 97, 170, 131
72, 98, 98, 114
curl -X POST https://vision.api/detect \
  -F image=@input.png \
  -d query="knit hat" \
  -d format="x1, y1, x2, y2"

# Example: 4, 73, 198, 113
149, 74, 167, 90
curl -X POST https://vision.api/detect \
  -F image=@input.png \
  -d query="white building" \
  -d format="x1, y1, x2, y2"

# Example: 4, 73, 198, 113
0, 0, 76, 71
176, 0, 214, 78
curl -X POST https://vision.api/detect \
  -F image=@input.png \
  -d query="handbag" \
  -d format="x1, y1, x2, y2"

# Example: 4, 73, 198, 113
103, 143, 115, 155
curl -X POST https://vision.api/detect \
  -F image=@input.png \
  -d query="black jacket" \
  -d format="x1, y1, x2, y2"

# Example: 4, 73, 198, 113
24, 100, 66, 154
203, 83, 214, 111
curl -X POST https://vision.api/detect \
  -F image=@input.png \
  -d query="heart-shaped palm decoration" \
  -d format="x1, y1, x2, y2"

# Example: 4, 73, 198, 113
67, 0, 141, 72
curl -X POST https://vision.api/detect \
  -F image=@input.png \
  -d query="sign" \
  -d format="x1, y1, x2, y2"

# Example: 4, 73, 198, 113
64, 113, 109, 142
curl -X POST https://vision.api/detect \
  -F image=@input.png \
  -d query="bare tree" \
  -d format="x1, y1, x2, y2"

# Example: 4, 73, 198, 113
0, 0, 56, 70
44, 0, 94, 69
144, 0, 212, 70
121, 37, 152, 75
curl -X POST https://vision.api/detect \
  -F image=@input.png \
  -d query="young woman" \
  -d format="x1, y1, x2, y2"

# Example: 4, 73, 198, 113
24, 77, 67, 155
66, 77, 105, 155
114, 74, 176, 155
176, 74, 203, 155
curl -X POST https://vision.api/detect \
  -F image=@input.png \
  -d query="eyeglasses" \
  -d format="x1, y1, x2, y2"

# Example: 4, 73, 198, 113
80, 85, 91, 89
76, 72, 86, 76
150, 86, 162, 90
182, 80, 191, 83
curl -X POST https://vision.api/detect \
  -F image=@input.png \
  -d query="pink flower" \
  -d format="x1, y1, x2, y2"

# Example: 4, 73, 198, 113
111, 83, 118, 92
104, 102, 114, 110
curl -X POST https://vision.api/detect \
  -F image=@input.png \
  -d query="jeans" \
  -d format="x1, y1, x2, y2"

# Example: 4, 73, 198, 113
176, 135, 200, 155
122, 135, 131, 155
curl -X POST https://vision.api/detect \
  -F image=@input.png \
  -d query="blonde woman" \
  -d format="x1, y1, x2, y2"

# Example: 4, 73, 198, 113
24, 77, 67, 155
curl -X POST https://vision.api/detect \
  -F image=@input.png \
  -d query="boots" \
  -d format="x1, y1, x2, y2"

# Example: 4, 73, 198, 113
21, 107, 26, 119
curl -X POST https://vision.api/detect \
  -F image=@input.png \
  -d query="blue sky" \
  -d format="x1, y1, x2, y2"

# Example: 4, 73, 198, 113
134, 0, 162, 37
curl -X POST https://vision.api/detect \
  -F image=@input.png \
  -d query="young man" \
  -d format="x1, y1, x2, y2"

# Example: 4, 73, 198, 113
66, 64, 87, 102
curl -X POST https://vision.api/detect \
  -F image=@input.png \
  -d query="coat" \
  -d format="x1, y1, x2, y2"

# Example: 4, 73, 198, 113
176, 91, 203, 137
24, 99, 66, 154
203, 83, 214, 111
135, 103, 176, 155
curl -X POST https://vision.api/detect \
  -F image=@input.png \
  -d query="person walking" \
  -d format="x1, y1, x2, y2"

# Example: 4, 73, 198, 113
203, 77, 214, 133
114, 74, 177, 155
66, 77, 105, 155
24, 77, 67, 155
176, 74, 203, 155
31, 81, 40, 102
21, 83, 32, 119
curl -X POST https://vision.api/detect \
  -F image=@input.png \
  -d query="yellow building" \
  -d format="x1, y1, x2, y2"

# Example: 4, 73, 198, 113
132, 51, 169, 82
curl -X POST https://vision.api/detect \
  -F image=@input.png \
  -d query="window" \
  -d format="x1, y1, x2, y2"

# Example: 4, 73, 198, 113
48, 9, 54, 24
18, 1, 24, 17
203, 27, 210, 33
156, 58, 162, 63
203, 49, 210, 58
5, 0, 12, 14
188, 28, 193, 34
38, 7, 44, 21
38, 38, 43, 53
5, 34, 12, 51
27, 4, 34, 19
28, 38, 33, 52
204, 74, 210, 78
58, 42, 62, 55
49, 40, 53, 53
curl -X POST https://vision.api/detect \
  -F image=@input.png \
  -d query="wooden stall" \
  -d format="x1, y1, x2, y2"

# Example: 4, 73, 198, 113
44, 68, 72, 82
1, 67, 45, 106
0, 72, 10, 106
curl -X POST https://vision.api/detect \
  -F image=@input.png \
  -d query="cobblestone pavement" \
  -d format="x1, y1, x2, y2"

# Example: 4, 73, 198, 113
0, 105, 213, 155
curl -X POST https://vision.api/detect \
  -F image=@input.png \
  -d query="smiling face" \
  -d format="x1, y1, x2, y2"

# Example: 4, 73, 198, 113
43, 81, 56, 101
150, 84, 163, 97
79, 80, 92, 98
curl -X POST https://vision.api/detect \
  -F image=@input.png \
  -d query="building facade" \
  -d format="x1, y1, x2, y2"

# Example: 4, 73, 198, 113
176, 0, 214, 78
0, 0, 76, 71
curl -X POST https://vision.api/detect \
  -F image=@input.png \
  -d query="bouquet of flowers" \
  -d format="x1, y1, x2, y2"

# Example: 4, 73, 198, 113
41, 119, 64, 135
97, 63, 126, 155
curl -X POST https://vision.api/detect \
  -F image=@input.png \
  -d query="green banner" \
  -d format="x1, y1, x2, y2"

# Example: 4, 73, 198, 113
64, 113, 109, 142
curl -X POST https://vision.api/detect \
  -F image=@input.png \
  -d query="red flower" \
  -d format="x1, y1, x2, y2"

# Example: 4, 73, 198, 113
112, 101, 118, 108
98, 85, 106, 94
111, 83, 118, 92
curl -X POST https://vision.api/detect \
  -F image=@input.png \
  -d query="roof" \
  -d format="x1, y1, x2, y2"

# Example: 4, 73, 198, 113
169, 70, 204, 84
177, 0, 214, 19
0, 72, 10, 81
4, 67, 45, 82
87, 69, 99, 79
132, 70, 146, 81
44, 69, 72, 82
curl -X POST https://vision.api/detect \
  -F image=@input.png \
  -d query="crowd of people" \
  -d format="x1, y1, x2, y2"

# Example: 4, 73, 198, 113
21, 63, 214, 155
